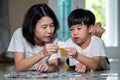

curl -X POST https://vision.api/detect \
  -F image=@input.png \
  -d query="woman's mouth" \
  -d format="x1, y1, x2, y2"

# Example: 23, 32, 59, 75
45, 36, 51, 39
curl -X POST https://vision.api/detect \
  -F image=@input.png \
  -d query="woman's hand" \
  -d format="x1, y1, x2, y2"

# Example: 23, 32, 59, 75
91, 22, 105, 38
42, 44, 59, 57
75, 63, 87, 73
35, 61, 49, 72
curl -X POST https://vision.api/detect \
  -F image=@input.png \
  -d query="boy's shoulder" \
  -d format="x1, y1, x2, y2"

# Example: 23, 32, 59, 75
65, 38, 78, 47
91, 35, 104, 44
92, 35, 103, 41
65, 38, 73, 43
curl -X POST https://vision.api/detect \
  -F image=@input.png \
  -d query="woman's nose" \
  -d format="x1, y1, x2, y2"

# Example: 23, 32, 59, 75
47, 27, 52, 33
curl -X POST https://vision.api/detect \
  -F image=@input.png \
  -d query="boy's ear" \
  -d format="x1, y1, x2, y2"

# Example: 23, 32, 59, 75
88, 25, 94, 33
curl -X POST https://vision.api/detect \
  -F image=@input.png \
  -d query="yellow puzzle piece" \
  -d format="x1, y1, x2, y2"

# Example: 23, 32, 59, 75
59, 48, 69, 72
59, 48, 68, 57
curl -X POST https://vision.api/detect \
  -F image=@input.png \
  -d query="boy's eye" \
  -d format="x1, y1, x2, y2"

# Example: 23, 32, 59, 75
77, 27, 81, 30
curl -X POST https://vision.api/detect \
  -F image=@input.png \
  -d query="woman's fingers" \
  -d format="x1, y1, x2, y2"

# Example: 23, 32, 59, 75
36, 62, 49, 72
45, 44, 59, 55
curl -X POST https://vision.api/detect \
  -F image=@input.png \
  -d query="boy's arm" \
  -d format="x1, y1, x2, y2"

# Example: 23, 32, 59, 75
75, 53, 101, 70
65, 47, 102, 71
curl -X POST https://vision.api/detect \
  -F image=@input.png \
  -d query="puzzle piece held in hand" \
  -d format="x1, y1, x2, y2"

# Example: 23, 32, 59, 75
59, 48, 68, 57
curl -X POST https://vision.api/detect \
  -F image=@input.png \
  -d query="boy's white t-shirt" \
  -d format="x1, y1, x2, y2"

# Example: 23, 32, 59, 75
65, 35, 106, 66
7, 28, 58, 69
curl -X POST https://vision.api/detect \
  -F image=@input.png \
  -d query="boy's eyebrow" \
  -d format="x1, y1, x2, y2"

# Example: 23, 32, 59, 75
76, 24, 82, 27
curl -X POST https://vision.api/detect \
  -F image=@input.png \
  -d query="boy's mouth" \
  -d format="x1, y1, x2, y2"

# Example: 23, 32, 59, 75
73, 37, 79, 41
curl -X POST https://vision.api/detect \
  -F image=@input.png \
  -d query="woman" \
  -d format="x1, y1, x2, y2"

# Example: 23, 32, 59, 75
7, 3, 59, 72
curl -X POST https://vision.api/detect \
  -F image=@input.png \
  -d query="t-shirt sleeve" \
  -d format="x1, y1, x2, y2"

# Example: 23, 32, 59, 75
7, 28, 24, 53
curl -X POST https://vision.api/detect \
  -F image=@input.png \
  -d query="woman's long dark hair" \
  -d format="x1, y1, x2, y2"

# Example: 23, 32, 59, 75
22, 3, 59, 46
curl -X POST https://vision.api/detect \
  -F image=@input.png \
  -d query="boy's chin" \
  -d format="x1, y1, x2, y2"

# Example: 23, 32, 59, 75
73, 40, 79, 44
74, 41, 81, 45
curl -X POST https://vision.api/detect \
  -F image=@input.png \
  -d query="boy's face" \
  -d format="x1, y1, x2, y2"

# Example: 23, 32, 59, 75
70, 24, 92, 47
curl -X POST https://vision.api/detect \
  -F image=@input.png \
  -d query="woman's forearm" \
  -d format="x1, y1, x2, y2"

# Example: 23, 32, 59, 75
15, 51, 45, 72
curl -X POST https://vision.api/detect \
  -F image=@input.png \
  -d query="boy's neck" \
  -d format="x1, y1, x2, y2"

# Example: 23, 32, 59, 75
80, 36, 91, 50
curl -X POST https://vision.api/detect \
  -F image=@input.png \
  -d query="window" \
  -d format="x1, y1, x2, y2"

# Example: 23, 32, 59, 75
85, 0, 118, 47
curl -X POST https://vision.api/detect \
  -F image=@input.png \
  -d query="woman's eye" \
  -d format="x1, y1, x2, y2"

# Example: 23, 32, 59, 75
70, 28, 74, 31
50, 24, 54, 27
42, 26, 47, 29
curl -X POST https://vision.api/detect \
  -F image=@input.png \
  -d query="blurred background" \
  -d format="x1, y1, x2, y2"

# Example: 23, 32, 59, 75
0, 0, 120, 61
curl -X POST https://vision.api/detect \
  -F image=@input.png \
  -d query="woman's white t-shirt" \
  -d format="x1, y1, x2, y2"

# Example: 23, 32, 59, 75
7, 28, 58, 69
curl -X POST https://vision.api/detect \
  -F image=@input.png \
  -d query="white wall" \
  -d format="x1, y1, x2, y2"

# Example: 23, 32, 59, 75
0, 0, 10, 54
103, 0, 120, 59
0, 0, 48, 57
8, 0, 48, 36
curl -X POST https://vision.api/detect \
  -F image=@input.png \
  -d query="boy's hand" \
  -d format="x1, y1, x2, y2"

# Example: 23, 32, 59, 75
75, 63, 87, 73
65, 47, 78, 58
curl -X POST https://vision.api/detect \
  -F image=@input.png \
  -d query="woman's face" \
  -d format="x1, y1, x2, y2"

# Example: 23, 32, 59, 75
34, 16, 55, 43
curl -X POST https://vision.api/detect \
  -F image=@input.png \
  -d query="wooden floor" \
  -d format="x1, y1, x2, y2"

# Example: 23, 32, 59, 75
0, 59, 120, 80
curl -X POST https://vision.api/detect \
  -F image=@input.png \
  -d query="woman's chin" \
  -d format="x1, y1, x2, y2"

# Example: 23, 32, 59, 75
44, 39, 51, 43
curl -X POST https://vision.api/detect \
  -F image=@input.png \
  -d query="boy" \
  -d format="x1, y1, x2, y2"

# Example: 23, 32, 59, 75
65, 9, 110, 73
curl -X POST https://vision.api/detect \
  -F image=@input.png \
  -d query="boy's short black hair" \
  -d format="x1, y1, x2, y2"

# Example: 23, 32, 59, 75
68, 9, 95, 28
22, 3, 59, 46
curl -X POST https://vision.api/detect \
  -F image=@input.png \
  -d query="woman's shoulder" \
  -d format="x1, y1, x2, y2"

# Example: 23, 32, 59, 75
11, 27, 24, 40
13, 27, 22, 35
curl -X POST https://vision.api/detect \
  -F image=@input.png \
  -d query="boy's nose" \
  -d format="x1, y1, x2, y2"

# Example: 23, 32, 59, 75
73, 29, 78, 35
